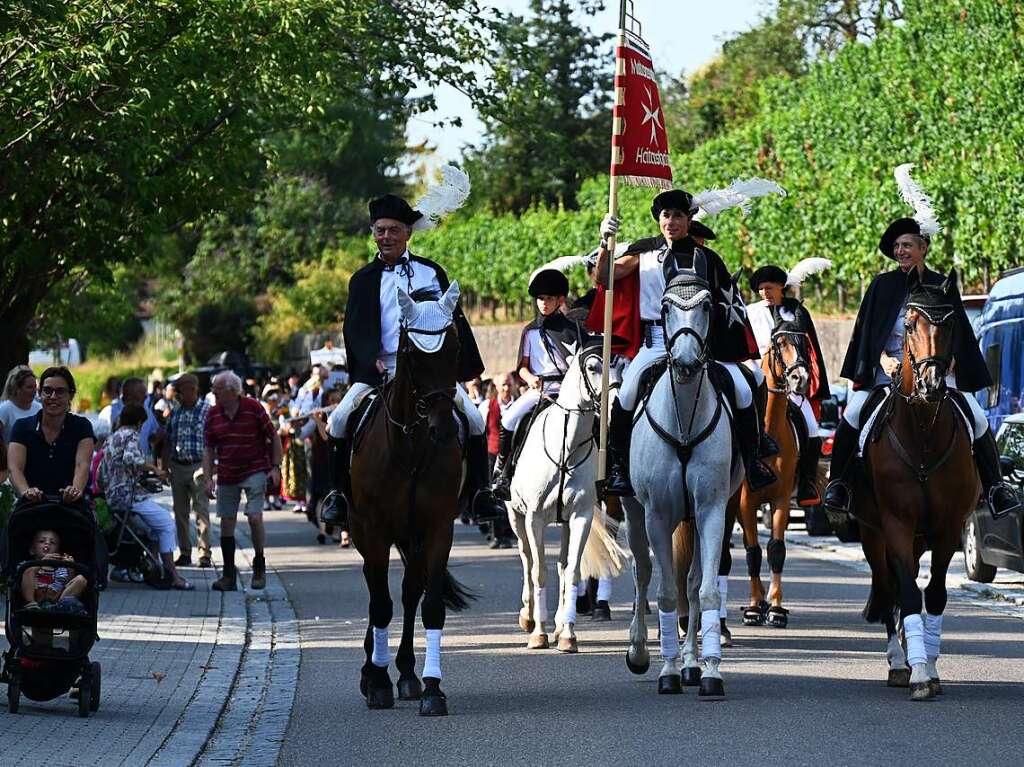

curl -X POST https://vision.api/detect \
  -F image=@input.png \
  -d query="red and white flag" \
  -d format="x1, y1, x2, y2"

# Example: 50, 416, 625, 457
611, 29, 672, 189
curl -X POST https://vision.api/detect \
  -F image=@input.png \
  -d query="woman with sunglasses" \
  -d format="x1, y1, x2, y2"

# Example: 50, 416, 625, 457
7, 366, 95, 505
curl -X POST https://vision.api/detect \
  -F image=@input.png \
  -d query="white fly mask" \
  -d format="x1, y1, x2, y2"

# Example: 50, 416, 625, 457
396, 281, 461, 353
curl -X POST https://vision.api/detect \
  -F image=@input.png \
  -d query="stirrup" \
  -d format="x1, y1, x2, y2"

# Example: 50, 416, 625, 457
602, 465, 634, 497
823, 480, 852, 514
472, 490, 506, 521
490, 475, 511, 502
988, 484, 1021, 520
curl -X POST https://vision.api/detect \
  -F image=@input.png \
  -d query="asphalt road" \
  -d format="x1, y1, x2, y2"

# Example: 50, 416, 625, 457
265, 510, 1024, 767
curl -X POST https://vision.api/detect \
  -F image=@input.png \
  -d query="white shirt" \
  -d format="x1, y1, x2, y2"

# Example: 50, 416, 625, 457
747, 299, 796, 357
637, 247, 669, 321
0, 399, 41, 442
378, 250, 442, 363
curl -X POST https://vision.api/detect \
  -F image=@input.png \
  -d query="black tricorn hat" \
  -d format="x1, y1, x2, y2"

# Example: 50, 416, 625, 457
689, 220, 716, 241
369, 194, 423, 227
651, 189, 698, 221
529, 268, 570, 298
879, 217, 928, 259
749, 265, 788, 292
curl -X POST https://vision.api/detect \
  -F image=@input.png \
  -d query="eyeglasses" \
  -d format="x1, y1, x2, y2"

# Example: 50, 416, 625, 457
41, 386, 70, 398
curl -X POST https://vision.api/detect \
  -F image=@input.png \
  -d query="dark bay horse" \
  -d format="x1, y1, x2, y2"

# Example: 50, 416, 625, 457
854, 269, 978, 701
350, 282, 474, 717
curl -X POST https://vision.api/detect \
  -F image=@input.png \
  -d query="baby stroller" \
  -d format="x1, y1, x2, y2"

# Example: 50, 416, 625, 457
2, 497, 102, 717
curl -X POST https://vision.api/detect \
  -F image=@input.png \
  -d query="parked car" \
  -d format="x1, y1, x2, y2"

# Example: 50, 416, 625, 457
962, 413, 1024, 583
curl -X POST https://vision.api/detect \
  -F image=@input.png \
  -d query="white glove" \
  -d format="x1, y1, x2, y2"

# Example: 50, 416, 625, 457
599, 214, 620, 244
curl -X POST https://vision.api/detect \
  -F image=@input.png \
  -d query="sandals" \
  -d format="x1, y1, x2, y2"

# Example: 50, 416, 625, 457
742, 601, 769, 626
766, 605, 790, 628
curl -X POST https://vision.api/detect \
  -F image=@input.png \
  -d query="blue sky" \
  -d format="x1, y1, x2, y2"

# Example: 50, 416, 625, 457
407, 0, 766, 161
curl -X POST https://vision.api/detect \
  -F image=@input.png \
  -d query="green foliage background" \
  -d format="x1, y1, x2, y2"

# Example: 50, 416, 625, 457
416, 0, 1024, 306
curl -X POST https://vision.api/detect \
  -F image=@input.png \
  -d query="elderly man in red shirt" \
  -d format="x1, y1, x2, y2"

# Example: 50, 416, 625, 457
203, 371, 283, 591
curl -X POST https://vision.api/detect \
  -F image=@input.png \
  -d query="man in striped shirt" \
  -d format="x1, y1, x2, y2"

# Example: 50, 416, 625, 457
203, 371, 283, 591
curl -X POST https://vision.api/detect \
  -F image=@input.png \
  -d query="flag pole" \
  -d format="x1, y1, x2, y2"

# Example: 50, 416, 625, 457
597, 0, 628, 488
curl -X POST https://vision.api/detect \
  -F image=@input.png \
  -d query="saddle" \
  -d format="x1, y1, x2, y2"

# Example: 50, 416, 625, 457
348, 383, 470, 458
506, 397, 555, 477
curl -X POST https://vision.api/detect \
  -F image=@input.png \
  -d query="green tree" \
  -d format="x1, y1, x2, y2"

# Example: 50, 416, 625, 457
463, 0, 612, 214
0, 0, 504, 378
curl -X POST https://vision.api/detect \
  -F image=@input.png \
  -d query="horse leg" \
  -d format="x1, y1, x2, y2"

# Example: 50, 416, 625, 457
525, 510, 550, 649
624, 500, 652, 675
923, 538, 956, 697
719, 498, 738, 647
863, 525, 907, 687
673, 521, 693, 636
395, 561, 425, 701
419, 525, 455, 717
738, 495, 766, 625
553, 523, 570, 640
682, 536, 703, 687
556, 509, 592, 653
882, 515, 931, 701
647, 514, 682, 694
361, 540, 395, 709
510, 510, 535, 632
766, 498, 790, 627
695, 507, 727, 698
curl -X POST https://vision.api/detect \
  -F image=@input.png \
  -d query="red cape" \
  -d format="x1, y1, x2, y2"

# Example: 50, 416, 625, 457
585, 271, 642, 360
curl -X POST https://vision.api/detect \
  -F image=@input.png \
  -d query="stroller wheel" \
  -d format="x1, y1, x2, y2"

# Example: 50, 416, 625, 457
7, 680, 20, 714
89, 662, 101, 712
78, 680, 91, 718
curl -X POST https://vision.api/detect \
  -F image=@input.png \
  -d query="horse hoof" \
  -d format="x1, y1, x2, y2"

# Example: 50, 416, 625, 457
909, 682, 934, 701
682, 667, 702, 687
698, 677, 725, 698
625, 650, 650, 675
527, 633, 549, 650
657, 674, 682, 694
887, 668, 911, 688
557, 635, 578, 654
519, 611, 535, 633
592, 601, 611, 622
397, 677, 422, 701
419, 693, 448, 717
929, 678, 943, 697
366, 685, 395, 709
720, 620, 733, 648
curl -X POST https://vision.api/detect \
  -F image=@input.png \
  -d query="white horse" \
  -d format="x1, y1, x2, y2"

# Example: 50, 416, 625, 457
508, 340, 628, 652
623, 261, 744, 697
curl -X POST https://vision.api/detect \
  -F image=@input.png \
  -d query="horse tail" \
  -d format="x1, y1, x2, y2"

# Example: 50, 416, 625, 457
394, 541, 477, 612
580, 503, 630, 580
862, 582, 893, 624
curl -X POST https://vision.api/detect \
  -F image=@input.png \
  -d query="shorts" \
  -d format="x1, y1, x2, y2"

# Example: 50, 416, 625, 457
216, 471, 267, 520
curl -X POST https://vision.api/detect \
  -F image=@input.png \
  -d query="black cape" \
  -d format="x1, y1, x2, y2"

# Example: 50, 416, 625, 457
840, 267, 990, 392
516, 313, 585, 376
343, 254, 485, 386
770, 298, 831, 402
624, 235, 758, 363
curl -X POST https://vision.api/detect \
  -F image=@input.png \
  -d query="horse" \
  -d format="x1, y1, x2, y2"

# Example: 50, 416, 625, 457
623, 259, 744, 697
671, 506, 736, 650
349, 281, 475, 717
508, 338, 627, 652
734, 318, 813, 628
853, 269, 978, 701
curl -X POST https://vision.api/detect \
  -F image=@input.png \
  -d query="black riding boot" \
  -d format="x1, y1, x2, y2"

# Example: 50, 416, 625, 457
603, 400, 635, 497
754, 379, 779, 458
470, 434, 504, 521
823, 421, 859, 513
322, 436, 351, 526
974, 430, 1022, 519
796, 437, 823, 507
736, 403, 777, 491
490, 427, 515, 501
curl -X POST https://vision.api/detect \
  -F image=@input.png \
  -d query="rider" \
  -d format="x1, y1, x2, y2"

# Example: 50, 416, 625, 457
746, 264, 830, 506
595, 189, 778, 496
489, 267, 585, 500
823, 216, 1021, 518
325, 193, 491, 518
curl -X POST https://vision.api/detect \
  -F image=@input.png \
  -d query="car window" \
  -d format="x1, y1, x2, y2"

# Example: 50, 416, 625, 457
985, 343, 1001, 410
997, 422, 1024, 472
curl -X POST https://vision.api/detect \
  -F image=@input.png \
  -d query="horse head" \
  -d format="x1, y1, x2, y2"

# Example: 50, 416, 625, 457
661, 256, 712, 381
769, 314, 812, 395
903, 268, 957, 401
396, 281, 462, 444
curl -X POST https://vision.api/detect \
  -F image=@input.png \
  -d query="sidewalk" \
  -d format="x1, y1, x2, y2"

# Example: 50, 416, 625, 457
0, 499, 298, 767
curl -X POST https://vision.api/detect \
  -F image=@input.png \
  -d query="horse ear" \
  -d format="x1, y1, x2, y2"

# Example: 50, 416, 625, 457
396, 284, 416, 319
441, 280, 461, 315
693, 249, 708, 280
731, 268, 743, 287
941, 268, 959, 297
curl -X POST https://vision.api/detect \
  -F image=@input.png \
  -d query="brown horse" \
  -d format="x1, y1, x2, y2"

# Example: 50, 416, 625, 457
736, 320, 813, 628
350, 283, 473, 717
854, 269, 977, 701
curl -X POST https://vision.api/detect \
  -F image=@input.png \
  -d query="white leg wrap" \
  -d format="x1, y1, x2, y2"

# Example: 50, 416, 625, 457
718, 575, 729, 620
887, 632, 907, 669
423, 628, 442, 680
597, 577, 613, 602
534, 586, 547, 627
924, 612, 943, 660
563, 584, 577, 625
903, 613, 927, 668
659, 610, 680, 660
700, 608, 722, 659
577, 579, 588, 597
371, 626, 390, 668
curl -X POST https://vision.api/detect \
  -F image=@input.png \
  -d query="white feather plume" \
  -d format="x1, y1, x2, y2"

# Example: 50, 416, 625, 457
412, 165, 471, 231
894, 163, 941, 236
786, 257, 832, 288
691, 177, 786, 217
529, 255, 589, 284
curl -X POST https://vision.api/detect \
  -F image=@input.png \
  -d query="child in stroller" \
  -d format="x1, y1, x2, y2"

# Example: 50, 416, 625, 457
20, 529, 89, 615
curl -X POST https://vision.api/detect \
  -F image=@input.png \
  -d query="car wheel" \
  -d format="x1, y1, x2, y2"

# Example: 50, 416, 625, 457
963, 517, 997, 583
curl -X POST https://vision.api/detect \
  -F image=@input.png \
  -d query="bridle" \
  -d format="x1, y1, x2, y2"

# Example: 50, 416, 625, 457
902, 302, 954, 398
767, 328, 811, 395
661, 278, 712, 381
383, 322, 459, 435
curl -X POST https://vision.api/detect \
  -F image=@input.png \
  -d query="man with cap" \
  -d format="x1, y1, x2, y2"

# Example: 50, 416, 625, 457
325, 193, 492, 519
823, 216, 1020, 518
489, 267, 585, 500
594, 189, 778, 496
746, 262, 831, 506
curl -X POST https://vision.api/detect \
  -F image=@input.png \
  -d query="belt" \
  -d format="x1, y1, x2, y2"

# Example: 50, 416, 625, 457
172, 457, 202, 466
641, 320, 662, 348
